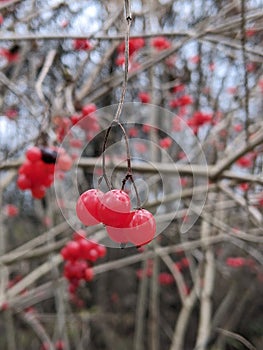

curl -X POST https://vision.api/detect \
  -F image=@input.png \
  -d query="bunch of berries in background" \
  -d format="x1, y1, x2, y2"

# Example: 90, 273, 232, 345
60, 231, 106, 301
70, 103, 99, 141
52, 103, 99, 143
76, 188, 156, 247
17, 146, 72, 199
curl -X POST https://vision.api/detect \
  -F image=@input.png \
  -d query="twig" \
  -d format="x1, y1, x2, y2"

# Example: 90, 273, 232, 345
1, 157, 263, 185
194, 217, 215, 350
134, 258, 149, 350
35, 49, 57, 103
158, 253, 187, 305
211, 126, 263, 178
216, 328, 256, 350
240, 0, 249, 141
19, 311, 54, 350
169, 278, 199, 350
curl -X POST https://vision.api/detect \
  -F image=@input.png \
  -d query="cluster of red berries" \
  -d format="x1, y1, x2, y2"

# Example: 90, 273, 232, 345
115, 37, 145, 66
151, 36, 171, 51
70, 103, 99, 140
226, 257, 256, 268
76, 189, 156, 247
17, 146, 72, 199
73, 38, 92, 51
136, 257, 190, 286
40, 340, 65, 350
187, 111, 213, 134
61, 231, 106, 297
53, 103, 99, 143
169, 95, 193, 108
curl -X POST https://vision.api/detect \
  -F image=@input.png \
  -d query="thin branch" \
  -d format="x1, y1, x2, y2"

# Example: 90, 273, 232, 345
35, 49, 57, 103
2, 157, 263, 185
216, 328, 256, 350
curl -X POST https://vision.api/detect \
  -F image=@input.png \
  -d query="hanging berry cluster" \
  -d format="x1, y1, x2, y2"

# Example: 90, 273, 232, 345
75, 7, 156, 247
60, 231, 106, 298
17, 146, 72, 199
76, 189, 156, 247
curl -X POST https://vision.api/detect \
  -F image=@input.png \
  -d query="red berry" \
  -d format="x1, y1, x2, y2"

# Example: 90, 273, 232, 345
151, 36, 171, 51
68, 283, 78, 294
31, 161, 48, 186
73, 39, 92, 51
84, 268, 94, 281
159, 137, 172, 149
138, 92, 150, 103
42, 174, 54, 187
86, 248, 99, 262
64, 241, 80, 260
106, 225, 130, 244
63, 261, 84, 279
69, 138, 83, 148
158, 272, 174, 285
57, 153, 73, 171
99, 189, 132, 228
19, 160, 33, 176
31, 186, 46, 199
81, 103, 96, 116
127, 209, 156, 246
60, 247, 70, 260
96, 244, 107, 258
1, 302, 9, 311
78, 239, 94, 260
55, 340, 65, 350
76, 189, 103, 226
70, 114, 81, 125
72, 230, 86, 241
26, 147, 42, 162
226, 257, 246, 268
17, 174, 31, 190
4, 204, 19, 217
106, 209, 156, 246
40, 342, 51, 350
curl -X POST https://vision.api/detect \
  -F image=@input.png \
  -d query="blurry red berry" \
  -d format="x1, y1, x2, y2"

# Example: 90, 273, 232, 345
73, 39, 92, 51
158, 272, 174, 285
26, 147, 42, 163
84, 268, 94, 282
4, 204, 19, 217
151, 36, 171, 51
138, 92, 150, 103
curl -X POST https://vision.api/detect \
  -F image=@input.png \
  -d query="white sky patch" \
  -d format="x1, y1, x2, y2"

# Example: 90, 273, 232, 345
0, 117, 17, 148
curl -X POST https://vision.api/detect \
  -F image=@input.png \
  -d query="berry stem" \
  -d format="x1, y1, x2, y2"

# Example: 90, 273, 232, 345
100, 0, 141, 209
113, 1, 132, 123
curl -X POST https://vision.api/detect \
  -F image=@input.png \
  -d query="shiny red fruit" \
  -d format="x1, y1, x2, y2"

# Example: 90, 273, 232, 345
127, 209, 156, 246
76, 189, 103, 226
99, 189, 132, 228
106, 225, 130, 244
